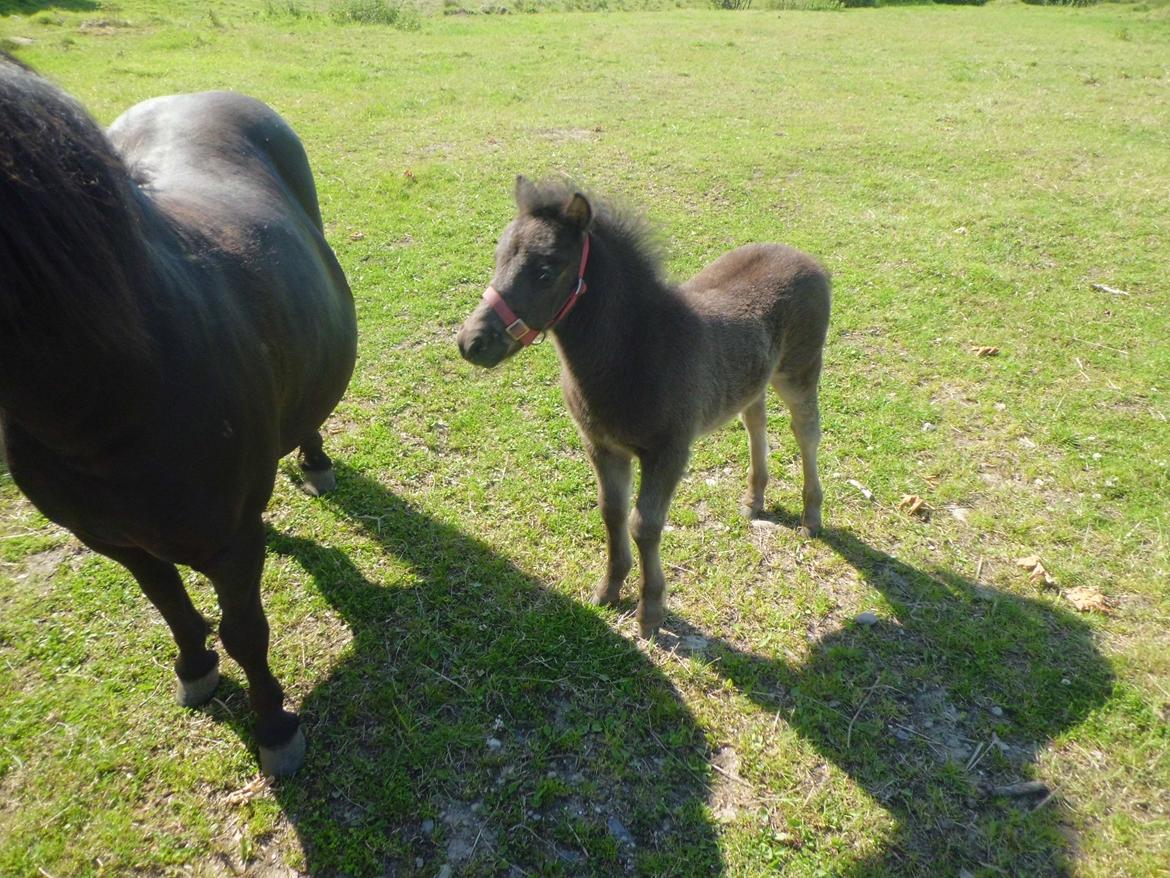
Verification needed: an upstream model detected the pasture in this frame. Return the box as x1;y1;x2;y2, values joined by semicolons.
1;1;1168;875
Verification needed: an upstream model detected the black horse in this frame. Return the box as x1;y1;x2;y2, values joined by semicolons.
0;54;357;775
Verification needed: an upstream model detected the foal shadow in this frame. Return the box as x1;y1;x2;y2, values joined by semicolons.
668;515;1114;876
258;464;722;876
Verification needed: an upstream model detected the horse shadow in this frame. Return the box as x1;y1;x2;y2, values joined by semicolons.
232;464;724;877
0;0;98;15
198;467;1112;875
663;513;1114;877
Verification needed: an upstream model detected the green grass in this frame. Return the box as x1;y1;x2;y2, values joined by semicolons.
2;1;1169;875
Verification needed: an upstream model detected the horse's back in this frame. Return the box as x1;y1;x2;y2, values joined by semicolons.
109;91;324;230
109;91;356;460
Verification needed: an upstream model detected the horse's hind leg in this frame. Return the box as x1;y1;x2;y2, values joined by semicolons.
298;430;336;496
772;372;823;537
199;516;303;776
88;541;219;707
740;392;769;519
586;441;634;608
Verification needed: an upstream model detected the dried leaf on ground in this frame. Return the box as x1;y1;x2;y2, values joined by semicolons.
971;345;1000;357
222;776;269;806
1063;586;1115;614
348;230;366;241
1015;555;1057;588
847;479;874;501
898;494;931;517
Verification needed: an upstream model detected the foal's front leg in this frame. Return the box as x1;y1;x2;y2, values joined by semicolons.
631;444;690;638
197;516;304;776
586;442;633;607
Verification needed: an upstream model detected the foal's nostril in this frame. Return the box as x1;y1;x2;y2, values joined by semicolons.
457;330;484;362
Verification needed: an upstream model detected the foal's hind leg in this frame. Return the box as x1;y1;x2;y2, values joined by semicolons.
740;392;769;519
198;516;303;776
298;430;336;496
772;373;823;537
87;541;219;707
585;442;634;607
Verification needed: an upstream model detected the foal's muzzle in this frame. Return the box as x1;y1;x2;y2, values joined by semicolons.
456;301;518;368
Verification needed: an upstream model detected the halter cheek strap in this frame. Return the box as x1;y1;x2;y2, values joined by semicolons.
482;235;591;348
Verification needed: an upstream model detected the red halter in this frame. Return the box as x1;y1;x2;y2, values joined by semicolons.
482;235;591;347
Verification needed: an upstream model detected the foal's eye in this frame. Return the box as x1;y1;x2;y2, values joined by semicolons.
537;264;555;282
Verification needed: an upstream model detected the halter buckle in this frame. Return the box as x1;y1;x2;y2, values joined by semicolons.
505;318;531;341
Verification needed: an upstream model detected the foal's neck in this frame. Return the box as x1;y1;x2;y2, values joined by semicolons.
551;225;672;393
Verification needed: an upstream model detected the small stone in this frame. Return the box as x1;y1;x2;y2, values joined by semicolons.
681;634;709;653
415;858;424;869
857;611;879;627
750;518;778;530
486;737;502;751
438;867;453;878
990;705;1004;717
421;819;434;835
606;815;635;847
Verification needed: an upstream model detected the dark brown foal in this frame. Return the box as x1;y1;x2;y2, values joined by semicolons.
458;177;830;637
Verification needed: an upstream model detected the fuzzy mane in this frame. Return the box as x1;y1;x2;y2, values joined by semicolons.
518;177;669;295
0;52;150;356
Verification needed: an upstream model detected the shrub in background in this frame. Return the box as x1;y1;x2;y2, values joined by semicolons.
330;0;422;26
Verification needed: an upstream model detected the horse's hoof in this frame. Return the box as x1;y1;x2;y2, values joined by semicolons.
740;503;764;521
176;663;220;708
798;523;820;538
259;726;306;777
301;466;336;497
591;581;623;607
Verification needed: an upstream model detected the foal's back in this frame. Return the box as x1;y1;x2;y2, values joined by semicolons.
666;243;830;434
681;243;830;356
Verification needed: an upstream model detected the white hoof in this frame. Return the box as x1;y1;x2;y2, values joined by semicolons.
260;726;306;777
176;663;220;708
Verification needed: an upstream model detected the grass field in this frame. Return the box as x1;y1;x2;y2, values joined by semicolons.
2;0;1169;875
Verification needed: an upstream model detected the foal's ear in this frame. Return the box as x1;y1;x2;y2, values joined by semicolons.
515;175;538;211
564;192;593;232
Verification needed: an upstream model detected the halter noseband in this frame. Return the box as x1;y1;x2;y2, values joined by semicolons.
482;235;591;347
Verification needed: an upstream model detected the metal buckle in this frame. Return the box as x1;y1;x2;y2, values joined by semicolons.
505;318;530;341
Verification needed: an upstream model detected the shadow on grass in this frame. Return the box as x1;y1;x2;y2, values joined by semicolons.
668;512;1114;877
0;0;98;14
250;464;722;876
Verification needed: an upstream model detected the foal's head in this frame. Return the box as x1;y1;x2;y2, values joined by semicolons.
457;176;592;368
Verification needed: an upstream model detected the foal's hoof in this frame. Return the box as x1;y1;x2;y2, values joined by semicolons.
259;726;306;777
740;497;765;520
301;466;336;497
636;602;665;640
591;580;623;608
798;522;821;538
176;662;221;708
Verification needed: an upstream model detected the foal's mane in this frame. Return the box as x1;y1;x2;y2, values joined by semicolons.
520;178;669;295
0;52;150;356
